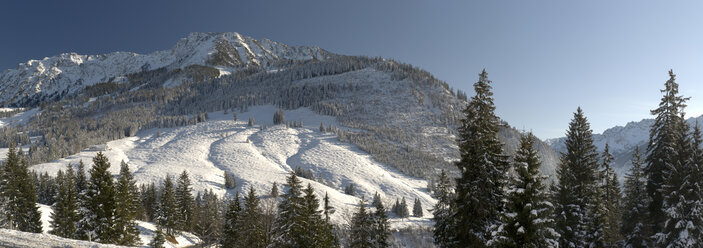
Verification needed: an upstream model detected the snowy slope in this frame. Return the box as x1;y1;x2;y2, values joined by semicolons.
30;106;437;227
0;32;332;106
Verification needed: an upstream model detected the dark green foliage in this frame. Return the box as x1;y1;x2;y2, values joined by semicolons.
50;165;79;239
645;70;690;237
149;226;166;248
176;170;195;232
344;183;355;196
0;144;42;233
392;197;410;218
412;198;423;217
371;197;390;248
622;147;651;248
237;187;267;248
74;160;87;194
156;176;178;236
193;189;222;245
350;198;373;248
271;182;279;198
76;152;117;243
224;171;236;189
452;70;509;247
114;161;141;246
552;108;600;248
490;133;557;247
140;183;158;222
274;108;285;125
599;144;623;246
433;170;455;248
271;172;306;247
220;192;241;248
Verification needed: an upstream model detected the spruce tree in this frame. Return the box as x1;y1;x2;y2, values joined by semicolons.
0;144;42;233
75;160;87;195
412;198;423;217
657;121;703;246
76;152;117;243
490;133;558;248
452;69;509;247
622;147;651;248
141;183;158;222
194;189;222;245
114;161;141;246
433;170;455;248
238;187;267;248
350;198;373;248
645;70;689;238
552;108;600;248
371;196;390;248
221;191;241;248
157;175;178;236
50;164;79;239
599;144;624;246
149;226;166;248
271;182;279;198
224;171;236;189
398;197;409;218
271;172;305;247
176;170;195;231
301;183;336;248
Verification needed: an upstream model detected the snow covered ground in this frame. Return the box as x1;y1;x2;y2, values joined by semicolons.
29;105;437;228
0;108;39;128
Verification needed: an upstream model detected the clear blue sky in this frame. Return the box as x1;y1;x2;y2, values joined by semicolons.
2;0;702;139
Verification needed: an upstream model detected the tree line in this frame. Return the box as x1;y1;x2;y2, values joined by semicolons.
433;69;702;247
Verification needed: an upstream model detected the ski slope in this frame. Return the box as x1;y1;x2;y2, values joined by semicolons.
30;105;437;228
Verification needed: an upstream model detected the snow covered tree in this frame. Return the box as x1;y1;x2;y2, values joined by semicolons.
271;182;279;198
237;187;267;248
224;171;236;189
344;183;356;196
149;226;166;248
552;108;600;248
412;198;423;217
50;165;79;239
176;170;195;232
274;108;286;125
271;172;306;247
0;144;42;233
114;161;141;246
248;117;255;127
194;189;222;245
599;144;623;247
156;175;178;236
645;70;689;238
75;160;87;195
221;191;241;248
350;198;373;248
395;197;409;218
452;69;509;247
490;133;558;248
371;195;390;248
76;152;117;243
140;183;158;222
622;147;651;248
656;121;703;246
433;170;455;248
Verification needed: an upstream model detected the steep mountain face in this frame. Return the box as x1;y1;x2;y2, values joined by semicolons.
547;114;703;175
0;32;332;106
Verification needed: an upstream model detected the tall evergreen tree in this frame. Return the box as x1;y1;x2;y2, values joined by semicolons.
194;189;222;245
238;187;267;248
156;175;178;236
490;133;558;248
221;191;241;248
433;169;455;248
114;161;141;246
271;172;306;247
149;226;166;248
657;122;703;246
622;147;651;248
50;164;79;239
552;108;600;248
0;144;42;233
141;182;158;222
350;198;373;248
645;70;689;238
412;198;423;217
371;195;390;248
301;183;336;248
599;144;624;247
75;160;87;195
76;152;117;243
452;69;509;247
176;170;195;232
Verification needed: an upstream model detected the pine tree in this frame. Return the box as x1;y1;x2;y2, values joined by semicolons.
114;161;141;246
76;152;117;243
194;189;222;245
176;170;195;232
75;160;87;195
350;198;373;248
50;164;79;239
412;198;423;217
320;192;339;248
433;170;455;248
300;183;336;247
622;147;651;248
552;108;600;248
646;70;690;238
224;171;236;189
0;144;42;233
221;191;241;248
599;144;624;247
371;196;390;248
452;69;509;247
149;226;166;248
657;121;703;246
141;183;158;222
490;133;558;248
248;117;255;127
156;175;178;236
271;182;279;198
271;172;306;247
238;187;267;248
398;197;409;218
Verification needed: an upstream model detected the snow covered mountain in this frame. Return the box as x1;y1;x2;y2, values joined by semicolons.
547;114;703;175
0;32;332;106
